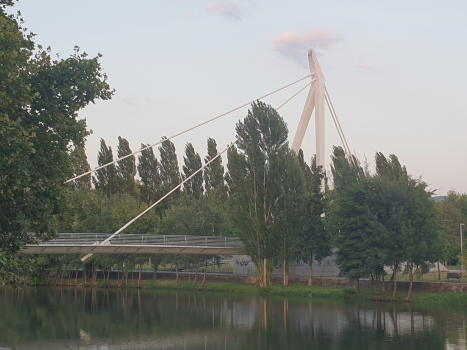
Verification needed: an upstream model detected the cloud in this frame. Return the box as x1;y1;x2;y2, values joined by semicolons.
205;1;242;19
273;29;343;65
183;9;194;18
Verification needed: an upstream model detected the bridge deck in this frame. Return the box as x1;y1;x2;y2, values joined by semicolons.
24;233;244;255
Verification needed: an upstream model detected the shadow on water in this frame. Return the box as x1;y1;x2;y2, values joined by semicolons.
0;286;465;349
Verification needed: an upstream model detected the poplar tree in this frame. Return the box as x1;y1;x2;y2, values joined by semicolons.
158;137;181;198
296;151;330;286
70;142;91;190
204;138;227;197
329;146;376;293
116;136;136;196
182;143;203;199
93;138;118;197
227;101;304;287
137;144;160;206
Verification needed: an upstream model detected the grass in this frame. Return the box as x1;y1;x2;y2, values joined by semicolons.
144;280;379;302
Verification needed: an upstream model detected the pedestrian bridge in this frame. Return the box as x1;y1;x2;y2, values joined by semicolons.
23;233;244;255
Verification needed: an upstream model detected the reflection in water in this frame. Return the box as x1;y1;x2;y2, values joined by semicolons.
0;287;465;349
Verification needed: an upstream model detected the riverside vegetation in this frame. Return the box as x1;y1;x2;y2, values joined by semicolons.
2;1;467;305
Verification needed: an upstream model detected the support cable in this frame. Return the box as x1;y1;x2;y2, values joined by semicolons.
81;140;237;262
324;87;357;168
67;75;312;184
324;93;350;158
276;82;312;111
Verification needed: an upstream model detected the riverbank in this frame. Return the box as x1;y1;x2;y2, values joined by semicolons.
37;278;467;308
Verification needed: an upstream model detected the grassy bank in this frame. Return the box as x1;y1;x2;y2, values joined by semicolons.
31;278;467;307
143;280;467;307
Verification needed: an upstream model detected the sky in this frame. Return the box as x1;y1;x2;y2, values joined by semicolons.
11;0;467;195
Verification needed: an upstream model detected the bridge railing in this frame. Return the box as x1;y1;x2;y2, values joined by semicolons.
29;233;243;248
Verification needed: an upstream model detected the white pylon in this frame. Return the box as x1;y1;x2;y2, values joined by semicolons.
291;49;325;170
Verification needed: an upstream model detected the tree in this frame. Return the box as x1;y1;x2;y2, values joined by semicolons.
70;137;92;190
116;136;136;197
296;151;330;286
329;147;379;293
182;143;203;199
227;101;301;287
0;4;113;284
137;143;160;206
204;138;227;197
159;137;181;199
93;138;118;197
437;201;465;264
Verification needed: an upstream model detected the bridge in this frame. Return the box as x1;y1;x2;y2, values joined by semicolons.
24;49;352;259
23;233;244;255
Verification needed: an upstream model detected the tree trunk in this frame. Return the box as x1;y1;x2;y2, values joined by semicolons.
386;270;395;294
84;265;87;284
117;268;120;286
202;259;207;286
308;255;313;287
194;261;199;286
404;264;414;301
392;262;397;299
153;265;157;280
106;267;111;283
74;269;78;285
283;259;289;286
138;264;142;288
176;265;179;284
263;258;268;288
437;261;441;281
356;279;360;294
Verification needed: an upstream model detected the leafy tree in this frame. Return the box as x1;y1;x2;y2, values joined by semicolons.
296;151;330;286
227;101;299;287
437;201;465;264
329;147;380;293
159;137;181;199
93;139;118;197
204;137;227;197
116;136;137;197
70;137;92;190
0;3;113;284
182;143;203;199
272;147;307;285
137;143;160;206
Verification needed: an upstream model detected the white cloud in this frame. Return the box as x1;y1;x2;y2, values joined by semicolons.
274;30;343;65
205;1;242;19
183;9;194;18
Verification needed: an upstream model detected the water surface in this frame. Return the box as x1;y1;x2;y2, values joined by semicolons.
0;287;466;349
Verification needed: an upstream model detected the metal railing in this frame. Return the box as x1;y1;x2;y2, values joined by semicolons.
29;233;243;248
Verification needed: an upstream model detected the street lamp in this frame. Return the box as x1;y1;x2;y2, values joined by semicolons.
460;223;465;272
460;223;465;253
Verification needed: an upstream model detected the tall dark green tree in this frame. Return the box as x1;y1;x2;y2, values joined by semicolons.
137;144;160;206
93;139;118;197
182;143;203;199
116;136;136;196
158;137;181;198
227;101;302;287
0;3;113;284
204;138;227;197
70;132;91;190
297;151;330;286
328;146;378;293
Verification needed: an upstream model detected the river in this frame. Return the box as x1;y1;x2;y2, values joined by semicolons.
0;287;465;349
